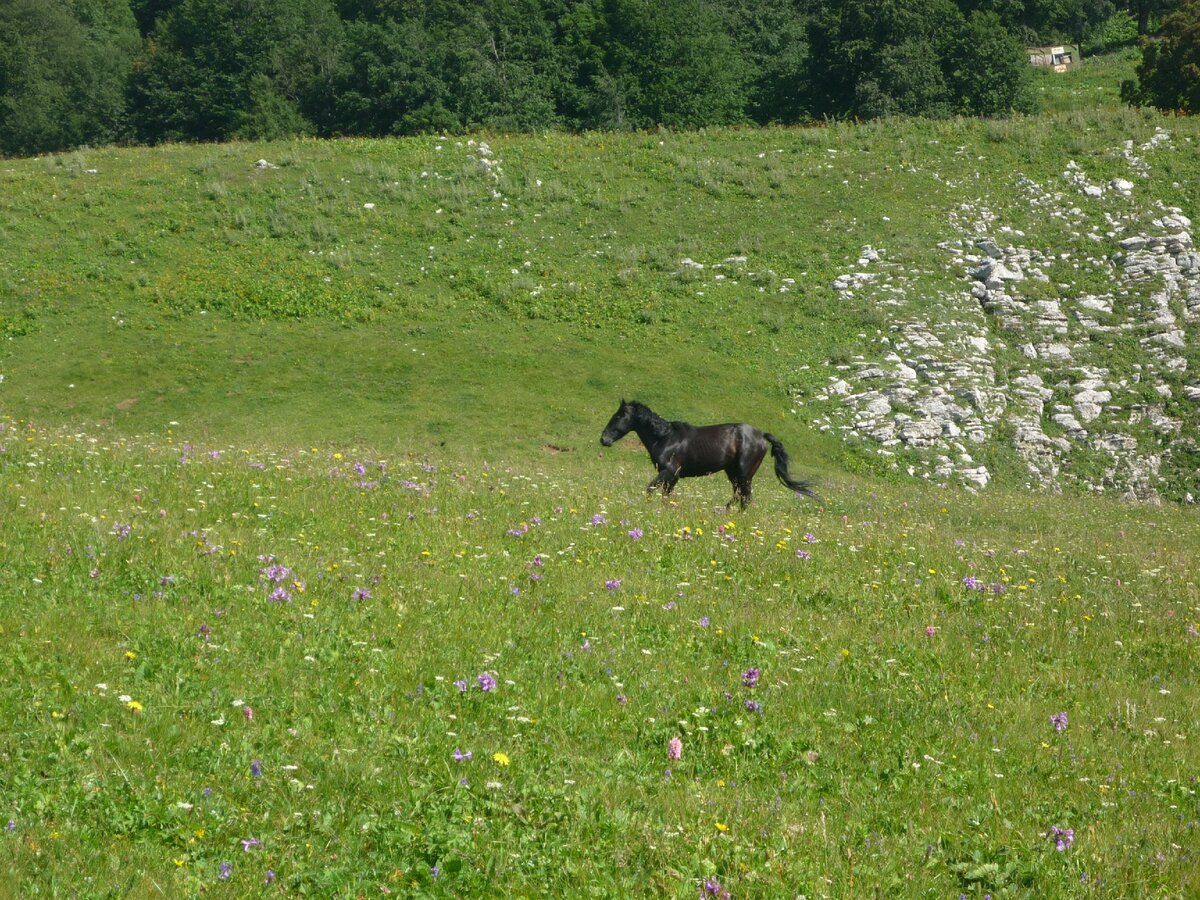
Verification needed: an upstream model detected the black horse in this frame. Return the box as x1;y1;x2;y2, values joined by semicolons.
600;400;820;509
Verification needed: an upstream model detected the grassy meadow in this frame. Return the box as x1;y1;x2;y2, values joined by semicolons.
1;51;1199;896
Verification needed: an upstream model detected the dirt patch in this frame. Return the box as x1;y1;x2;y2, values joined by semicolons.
542;444;574;454
116;398;138;411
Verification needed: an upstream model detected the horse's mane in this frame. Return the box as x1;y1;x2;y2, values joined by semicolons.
628;401;676;440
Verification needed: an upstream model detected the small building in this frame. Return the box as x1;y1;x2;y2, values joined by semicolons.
1029;46;1077;73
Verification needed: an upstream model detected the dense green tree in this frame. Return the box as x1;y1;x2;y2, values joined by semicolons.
1121;0;1200;110
949;10;1036;115
726;0;813;124
127;0;341;143
0;0;140;156
560;0;750;130
806;0;1032;120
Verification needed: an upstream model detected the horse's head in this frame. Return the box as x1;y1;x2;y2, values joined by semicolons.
600;399;635;447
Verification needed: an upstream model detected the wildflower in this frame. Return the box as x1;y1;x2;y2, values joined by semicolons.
714;822;729;833
804;532;816;543
264;869;275;885
699;616;710;628
1048;826;1074;851
250;759;262;778
628;527;643;539
742;667;760;689
925;626;937;637
492;752;510;766
591;513;607;526
241;837;260;852
796;549;811;560
453;748;472;762
616;693;628;706
351;587;371;600
668;737;683;761
126;700;143;713
219;861;232;880
453;679;468;694
1050;711;1068;732
243;706;254;721
744;699;763;714
477;672;497;692
605;579;622;591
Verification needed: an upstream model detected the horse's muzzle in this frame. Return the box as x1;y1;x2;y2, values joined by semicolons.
600;435;613;447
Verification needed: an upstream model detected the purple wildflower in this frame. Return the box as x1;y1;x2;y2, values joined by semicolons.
453;679;468;694
1048;826;1074;851
431;865;441;880
796;549;811;560
668;737;683;761
605;578;622;591
264;869;275;885
250;759;262;778
745;699;763;714
699;616;710;628
616;693;628;706
241;837;261;852
219;861;232;880
453;748;473;762
591;513;607;526
269;586;292;603
804;532;817;543
628;527;643;539
925;625;937;637
1050;711;1069;732
478;672;497;692
351;587;371;600
742;667;761;689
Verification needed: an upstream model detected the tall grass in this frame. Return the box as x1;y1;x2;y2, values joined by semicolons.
0;419;1197;895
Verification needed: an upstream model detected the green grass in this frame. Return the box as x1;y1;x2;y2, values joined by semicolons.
1032;47;1141;115
1;55;1199;896
0;421;1197;896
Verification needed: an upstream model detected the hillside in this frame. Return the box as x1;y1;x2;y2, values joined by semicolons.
2;96;1198;501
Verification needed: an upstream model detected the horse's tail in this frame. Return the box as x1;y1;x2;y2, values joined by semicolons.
764;433;822;504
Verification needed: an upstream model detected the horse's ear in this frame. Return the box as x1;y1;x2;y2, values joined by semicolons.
620;397;626;406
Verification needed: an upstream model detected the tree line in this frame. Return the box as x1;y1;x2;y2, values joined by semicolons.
0;0;1186;157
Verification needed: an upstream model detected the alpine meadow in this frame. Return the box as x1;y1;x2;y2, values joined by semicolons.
2;41;1200;900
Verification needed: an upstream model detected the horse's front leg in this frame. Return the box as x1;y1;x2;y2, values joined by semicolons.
647;464;679;498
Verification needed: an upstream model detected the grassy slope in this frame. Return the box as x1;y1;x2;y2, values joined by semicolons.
3;73;1193;475
0;51;1198;896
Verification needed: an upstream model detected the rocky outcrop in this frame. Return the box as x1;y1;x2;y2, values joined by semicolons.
803;129;1197;502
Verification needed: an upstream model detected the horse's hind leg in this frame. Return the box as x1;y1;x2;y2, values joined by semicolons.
725;471;750;509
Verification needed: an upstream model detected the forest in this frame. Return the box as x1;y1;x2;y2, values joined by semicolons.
0;0;1190;157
